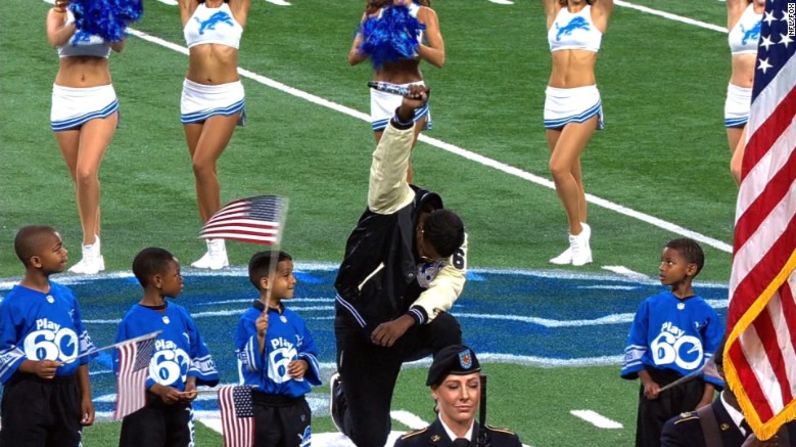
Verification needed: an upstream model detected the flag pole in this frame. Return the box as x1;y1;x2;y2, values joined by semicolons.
69;330;162;362
657;366;704;393
264;197;289;311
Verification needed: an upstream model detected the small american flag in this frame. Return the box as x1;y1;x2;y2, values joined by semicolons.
726;0;796;440
113;333;158;419
218;385;255;447
200;195;288;245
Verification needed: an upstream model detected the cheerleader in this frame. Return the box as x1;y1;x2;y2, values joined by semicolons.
542;0;612;266
46;0;126;274
179;0;250;269
726;0;764;184
348;0;444;182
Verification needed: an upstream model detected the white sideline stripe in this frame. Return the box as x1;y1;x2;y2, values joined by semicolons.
403;353;624;368
120;27;732;255
458;312;635;327
265;0;292;5
602;265;650;280
615;0;727;33
82;305;334;324
570;410;624;429
83;309;635;327
488;0;515;4
0;263;732;289
390;411;428;430
577;285;637;290
197;297;333;306
1;262;730;288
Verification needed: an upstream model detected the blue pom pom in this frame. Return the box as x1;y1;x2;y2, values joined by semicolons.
359;5;426;69
70;0;143;43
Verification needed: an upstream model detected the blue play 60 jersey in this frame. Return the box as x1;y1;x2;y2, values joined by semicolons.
621;291;724;386
115;303;219;390
0;282;95;383
235;301;321;398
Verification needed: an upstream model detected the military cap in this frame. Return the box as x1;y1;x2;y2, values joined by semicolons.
426;345;481;387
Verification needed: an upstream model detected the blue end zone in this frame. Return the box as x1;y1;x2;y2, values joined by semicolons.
0;266;729;415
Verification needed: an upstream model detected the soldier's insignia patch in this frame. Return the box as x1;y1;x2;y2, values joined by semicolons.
459;349;473;369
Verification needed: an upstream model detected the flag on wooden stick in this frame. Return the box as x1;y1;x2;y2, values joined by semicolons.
218;385;255;447
113;331;160;419
199;195;288;246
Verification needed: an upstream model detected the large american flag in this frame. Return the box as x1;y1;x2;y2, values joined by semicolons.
726;0;796;440
113;333;158;419
218;385;255;447
200;195;288;245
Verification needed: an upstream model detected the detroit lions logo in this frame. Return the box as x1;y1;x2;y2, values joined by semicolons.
70;31;96;46
555;16;590;41
195;12;234;35
740;21;761;45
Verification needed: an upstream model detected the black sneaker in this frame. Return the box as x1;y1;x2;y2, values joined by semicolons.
329;372;347;433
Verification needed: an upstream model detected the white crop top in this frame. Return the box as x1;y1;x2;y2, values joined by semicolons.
57;10;112;59
548;5;602;53
376;3;425;44
183;2;243;49
728;3;762;55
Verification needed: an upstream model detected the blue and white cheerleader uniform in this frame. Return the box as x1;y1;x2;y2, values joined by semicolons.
181;2;246;125
544;5;605;130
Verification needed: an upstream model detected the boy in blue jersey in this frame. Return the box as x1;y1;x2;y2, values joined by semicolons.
621;238;724;447
116;247;219;447
0;225;96;446
235;250;321;447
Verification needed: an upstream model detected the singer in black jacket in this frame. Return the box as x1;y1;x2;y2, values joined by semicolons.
331;86;467;447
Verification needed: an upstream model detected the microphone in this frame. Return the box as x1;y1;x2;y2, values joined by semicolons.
367;81;410;97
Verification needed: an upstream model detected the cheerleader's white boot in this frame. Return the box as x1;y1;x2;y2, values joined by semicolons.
549;223;592;266
191;239;229;270
570;223;592;266
68;235;105;275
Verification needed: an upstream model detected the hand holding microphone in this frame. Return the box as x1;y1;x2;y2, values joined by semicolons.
368;81;430;122
367;81;410;97
397;84;429;122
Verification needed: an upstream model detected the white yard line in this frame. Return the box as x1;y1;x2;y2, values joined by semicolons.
122;28;733;254
601;265;650;281
570;410;624;429
390;411;429;430
615;0;727;33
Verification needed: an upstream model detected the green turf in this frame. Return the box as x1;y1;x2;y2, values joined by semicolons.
1;0;739;445
0;0;738;281
82;415;224;445
79;364;639;446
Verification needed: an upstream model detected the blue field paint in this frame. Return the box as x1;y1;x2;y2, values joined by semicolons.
0;267;729;415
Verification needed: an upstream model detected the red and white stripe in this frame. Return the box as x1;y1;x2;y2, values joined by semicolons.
727;36;796;434
218;386;254;447
199;199;281;245
113;341;148;420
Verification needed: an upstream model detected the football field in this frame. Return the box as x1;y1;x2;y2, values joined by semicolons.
0;0;738;445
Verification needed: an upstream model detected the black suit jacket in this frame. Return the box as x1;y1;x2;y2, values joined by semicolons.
394;418;522;447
